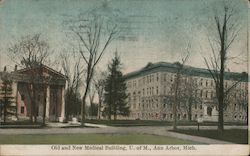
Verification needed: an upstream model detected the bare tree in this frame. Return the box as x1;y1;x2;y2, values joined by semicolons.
180;76;201;121
93;71;107;120
8;34;52;123
203;1;245;131
171;53;189;130
8;34;51;68
66;11;120;125
61;51;84;121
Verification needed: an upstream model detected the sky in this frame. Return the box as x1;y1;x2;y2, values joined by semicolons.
0;0;248;74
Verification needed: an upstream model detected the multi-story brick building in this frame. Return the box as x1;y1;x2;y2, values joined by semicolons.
0;65;66;122
124;62;248;122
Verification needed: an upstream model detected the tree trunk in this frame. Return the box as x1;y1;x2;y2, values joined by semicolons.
98;99;102;120
81;77;91;125
173;73;181;130
188;98;192;121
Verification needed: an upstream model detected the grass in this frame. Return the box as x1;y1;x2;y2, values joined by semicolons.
0;133;198;144
0;120;43;128
0;120;42;125
85;119;247;127
170;129;248;144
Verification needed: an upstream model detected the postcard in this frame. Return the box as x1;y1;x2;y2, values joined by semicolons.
0;0;249;155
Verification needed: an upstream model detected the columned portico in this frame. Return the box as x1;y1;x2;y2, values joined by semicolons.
1;64;67;122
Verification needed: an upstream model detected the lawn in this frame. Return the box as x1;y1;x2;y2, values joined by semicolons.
0;133;198;144
170;129;248;144
85;119;247;127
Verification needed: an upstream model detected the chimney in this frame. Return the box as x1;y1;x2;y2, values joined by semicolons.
14;65;17;71
3;66;6;72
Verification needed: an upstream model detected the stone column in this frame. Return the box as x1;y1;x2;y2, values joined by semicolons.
59;86;65;122
45;85;50;118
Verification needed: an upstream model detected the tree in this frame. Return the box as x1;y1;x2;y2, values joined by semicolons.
93;71;107;119
203;1;245;131
0;75;15;123
104;53;129;120
61;52;84;121
179;75;201;121
66;11;119;125
170;54;189;130
8;34;52;123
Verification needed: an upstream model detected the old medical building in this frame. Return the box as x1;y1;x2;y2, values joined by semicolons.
124;62;248;122
0;65;66;122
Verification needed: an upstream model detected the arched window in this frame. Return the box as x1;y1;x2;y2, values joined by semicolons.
207;107;212;116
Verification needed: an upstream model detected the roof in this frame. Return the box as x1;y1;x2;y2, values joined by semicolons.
0;64;67;86
13;64;66;79
124;61;248;82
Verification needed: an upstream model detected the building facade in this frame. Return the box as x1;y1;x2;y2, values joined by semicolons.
124;62;248;122
0;65;66;122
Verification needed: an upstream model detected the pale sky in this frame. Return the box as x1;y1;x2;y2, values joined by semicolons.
0;0;248;74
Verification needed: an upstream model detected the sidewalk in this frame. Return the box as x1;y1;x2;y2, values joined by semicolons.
46;122;110;128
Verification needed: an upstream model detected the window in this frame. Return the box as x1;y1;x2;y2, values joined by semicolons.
170;114;173;119
195;104;197;109
200;105;202;110
206;80;208;87
164;73;166;81
178;114;181;120
200;79;203;86
156;86;158;95
21;94;25;101
200;90;203;98
21;106;25;114
183;114;187;119
207;107;212;116
156;73;159;81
